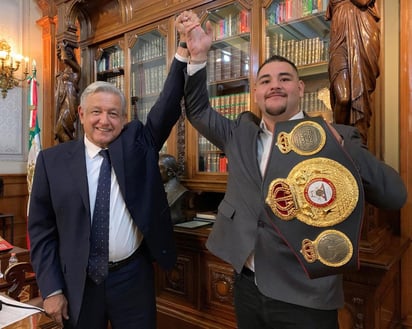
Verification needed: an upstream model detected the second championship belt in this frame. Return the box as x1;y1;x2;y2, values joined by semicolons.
262;117;364;279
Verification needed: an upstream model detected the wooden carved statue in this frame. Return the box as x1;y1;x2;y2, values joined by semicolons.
326;0;380;143
54;40;81;143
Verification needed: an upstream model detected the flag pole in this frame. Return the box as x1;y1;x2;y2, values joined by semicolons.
26;59;42;249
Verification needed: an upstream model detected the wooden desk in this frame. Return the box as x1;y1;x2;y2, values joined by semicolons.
156;226;410;329
0;247;30;273
2;311;61;329
0;247;36;299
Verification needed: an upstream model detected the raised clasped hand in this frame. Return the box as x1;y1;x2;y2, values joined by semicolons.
176;11;213;61
175;10;200;41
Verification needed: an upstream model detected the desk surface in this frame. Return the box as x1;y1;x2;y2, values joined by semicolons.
0;292;61;329
2;312;61;329
0;247;30;273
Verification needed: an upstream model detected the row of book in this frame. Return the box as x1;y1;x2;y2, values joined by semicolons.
131;63;167;97
265;34;328;66
300;88;331;113
197;87;331;173
97;48;124;72
131;36;166;63
210;9;250;40
209;93;250;119
199;152;228;173
207;44;250;82
267;0;329;25
198;134;228;173
104;75;125;93
131;97;157;123
208;90;328;116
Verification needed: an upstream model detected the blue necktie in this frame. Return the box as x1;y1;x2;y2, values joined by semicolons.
88;149;111;284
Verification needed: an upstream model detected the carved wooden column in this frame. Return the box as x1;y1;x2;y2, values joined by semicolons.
35;0;57;149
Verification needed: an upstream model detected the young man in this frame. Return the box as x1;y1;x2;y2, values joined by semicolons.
181;13;407;328
27;17;194;328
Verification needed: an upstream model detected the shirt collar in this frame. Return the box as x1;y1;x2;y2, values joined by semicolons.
259;110;305;135
84;135;104;159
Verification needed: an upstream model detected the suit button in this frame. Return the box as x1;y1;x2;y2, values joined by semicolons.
257;220;265;227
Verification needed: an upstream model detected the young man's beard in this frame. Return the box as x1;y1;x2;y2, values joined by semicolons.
265;104;287;117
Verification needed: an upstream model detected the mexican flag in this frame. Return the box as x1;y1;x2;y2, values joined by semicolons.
26;61;42;248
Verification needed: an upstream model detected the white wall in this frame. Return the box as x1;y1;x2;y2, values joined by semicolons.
0;0;42;174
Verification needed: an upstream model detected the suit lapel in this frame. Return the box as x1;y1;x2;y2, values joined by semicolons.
109;137;126;198
238;118;264;185
68;141;91;216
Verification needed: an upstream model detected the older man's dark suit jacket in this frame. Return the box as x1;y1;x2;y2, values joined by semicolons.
184;67;407;310
28;58;186;324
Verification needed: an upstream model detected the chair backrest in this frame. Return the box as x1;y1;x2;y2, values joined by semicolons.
4;261;41;306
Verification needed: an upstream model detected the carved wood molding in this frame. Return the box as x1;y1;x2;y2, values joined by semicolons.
127;33;138;49
163;254;194;301
165;262;186;293
208;263;234;305
36;0;56;17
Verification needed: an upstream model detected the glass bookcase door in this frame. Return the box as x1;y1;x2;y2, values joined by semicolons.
95;43;125;92
265;0;332;122
197;3;251;175
130;30;167;125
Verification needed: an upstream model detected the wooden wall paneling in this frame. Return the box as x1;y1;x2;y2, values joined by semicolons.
0;175;29;248
400;0;412;327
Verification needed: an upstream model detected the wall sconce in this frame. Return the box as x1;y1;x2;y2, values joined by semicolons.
0;39;29;99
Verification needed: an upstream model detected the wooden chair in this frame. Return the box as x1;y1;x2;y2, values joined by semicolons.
4;261;43;307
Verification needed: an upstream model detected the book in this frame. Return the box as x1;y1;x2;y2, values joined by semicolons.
0;235;13;252
174;220;212;229
195;211;217;221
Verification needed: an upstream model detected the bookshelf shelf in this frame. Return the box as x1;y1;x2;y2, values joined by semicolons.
188;2;252;176
264;1;332;122
129;29;167;125
96;67;124;79
131;54;165;66
94;42;125;92
212;33;250;47
88;0;332;188
266;12;330;39
297;61;328;76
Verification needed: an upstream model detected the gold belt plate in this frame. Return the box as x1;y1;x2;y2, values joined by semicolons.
265;157;359;227
301;229;353;267
276;120;326;155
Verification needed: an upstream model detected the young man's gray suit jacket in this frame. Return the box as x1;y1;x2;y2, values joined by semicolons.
183;66;407;310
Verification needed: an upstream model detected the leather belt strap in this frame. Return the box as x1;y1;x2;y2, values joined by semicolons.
108;244;145;271
241;266;255;279
262;117;364;279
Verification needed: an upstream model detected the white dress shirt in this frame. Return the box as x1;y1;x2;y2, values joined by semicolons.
84;136;143;262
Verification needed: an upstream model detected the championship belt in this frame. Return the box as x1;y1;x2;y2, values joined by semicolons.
262;117;364;278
